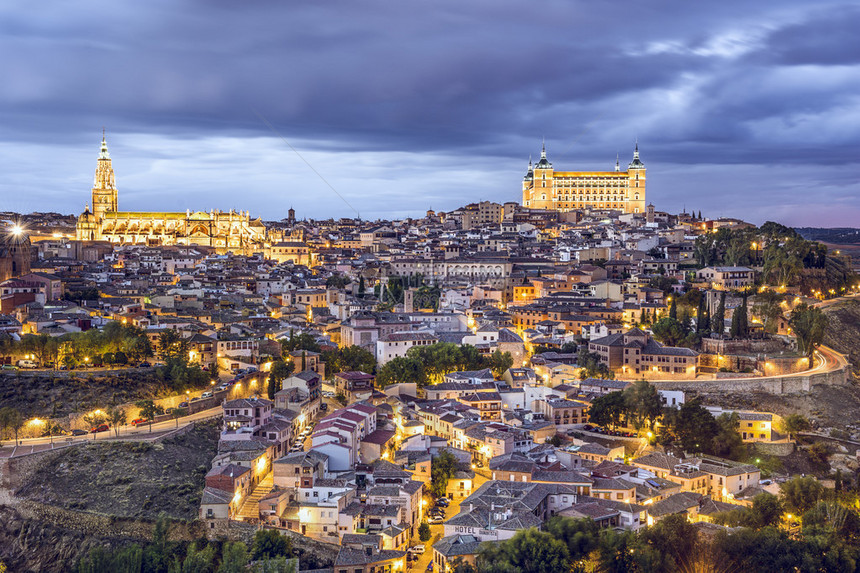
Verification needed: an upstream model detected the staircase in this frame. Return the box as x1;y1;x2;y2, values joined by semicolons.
237;473;274;522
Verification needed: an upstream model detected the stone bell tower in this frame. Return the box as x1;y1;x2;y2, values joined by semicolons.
92;131;118;220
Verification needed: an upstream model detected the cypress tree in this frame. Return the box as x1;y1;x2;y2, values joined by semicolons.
712;291;726;336
730;307;741;339
697;296;707;332
669;297;677;320
739;293;749;337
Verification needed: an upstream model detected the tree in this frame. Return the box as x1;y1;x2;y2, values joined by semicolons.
696;295;708;333
808;442;831;465
668;297;677;320
650;317;686;347
267;360;295;400
0;407;24;445
323;345;376;376
638;513;699;571
780;413;810;441
544;516;599;561
173;541;215;573
418;522;431;542
712;291;726;336
748;493;784;528
357;275;365;298
752;291;784;334
477;528;570;573
710;412;746;460
576;348;613;380
376;356;428;388
106;406;127;437
82;410;107;432
218;542;250;573
489;349;514;378
668;399;719;454
780;476;824;515
251;529;292;561
158;329;187;361
623;380;663;431
430;450;458;498
170;407;183;428
325;274;351;289
144;513;170;573
281;332;321;354
790;303;827;365
588;391;626;430
136;399;164;433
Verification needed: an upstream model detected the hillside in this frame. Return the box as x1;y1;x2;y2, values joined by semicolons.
821;298;860;375
15;421;220;520
0;369;167;418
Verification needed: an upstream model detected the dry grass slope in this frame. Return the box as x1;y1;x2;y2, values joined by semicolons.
14;420;220;520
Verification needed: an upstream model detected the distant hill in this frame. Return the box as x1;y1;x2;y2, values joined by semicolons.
796;227;860;244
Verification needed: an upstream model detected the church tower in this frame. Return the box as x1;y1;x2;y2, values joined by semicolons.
92;132;118;220
626;142;646;214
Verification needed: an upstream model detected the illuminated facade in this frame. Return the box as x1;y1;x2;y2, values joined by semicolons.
522;144;646;214
76;135;266;253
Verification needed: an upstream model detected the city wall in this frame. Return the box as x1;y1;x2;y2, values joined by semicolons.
651;364;850;395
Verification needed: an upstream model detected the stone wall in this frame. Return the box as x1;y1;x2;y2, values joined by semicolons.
701;337;794;355
205;520;339;566
652;364;850;395
15;500;204;541
753;441;796;457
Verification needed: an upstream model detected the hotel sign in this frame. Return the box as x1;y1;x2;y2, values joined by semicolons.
453;526;498;538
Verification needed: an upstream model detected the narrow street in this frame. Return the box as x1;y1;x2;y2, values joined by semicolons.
410;473;488;572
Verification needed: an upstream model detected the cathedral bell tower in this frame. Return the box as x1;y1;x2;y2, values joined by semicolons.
92;132;118;220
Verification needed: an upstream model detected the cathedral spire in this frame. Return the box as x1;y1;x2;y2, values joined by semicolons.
99;130;111;160
615;154;620;172
628;139;644;169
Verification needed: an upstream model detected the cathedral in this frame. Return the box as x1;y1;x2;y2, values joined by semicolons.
522;143;646;214
76;135;267;253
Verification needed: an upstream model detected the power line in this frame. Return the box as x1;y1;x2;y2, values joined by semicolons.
251;107;360;218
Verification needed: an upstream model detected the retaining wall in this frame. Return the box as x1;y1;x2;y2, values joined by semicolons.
652;363;850;395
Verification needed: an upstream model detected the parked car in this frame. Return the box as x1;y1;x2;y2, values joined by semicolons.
428;516;444;524
131;418;149;426
216;384;228;392
408;545;425;554
90;424;109;433
17;359;38;369
190;396;203;403
178;401;189;408
138;361;152;367
435;497;449;506
583;424;593;431
70;429;88;436
319;403;328;411
200;391;213;399
1;364;19;371
474;460;483;468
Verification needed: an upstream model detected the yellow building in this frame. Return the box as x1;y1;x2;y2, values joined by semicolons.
522;143;646;214
76;135;267;253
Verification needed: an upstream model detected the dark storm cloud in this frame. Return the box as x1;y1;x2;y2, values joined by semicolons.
0;0;858;225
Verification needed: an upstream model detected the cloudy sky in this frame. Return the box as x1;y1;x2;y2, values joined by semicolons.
1;1;859;225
